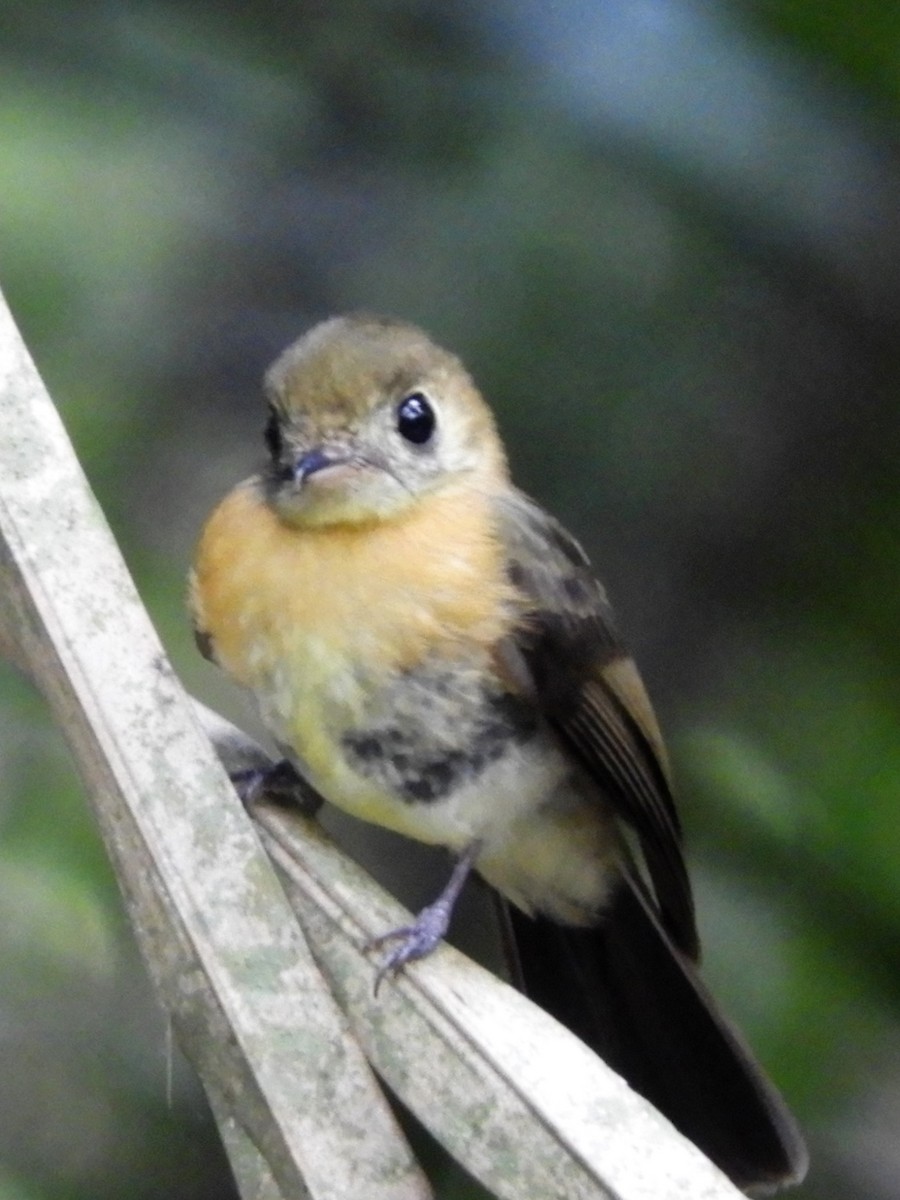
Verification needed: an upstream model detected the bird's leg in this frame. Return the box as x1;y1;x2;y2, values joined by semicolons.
368;841;482;993
230;758;324;817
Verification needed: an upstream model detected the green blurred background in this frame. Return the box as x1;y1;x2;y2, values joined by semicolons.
1;2;899;1197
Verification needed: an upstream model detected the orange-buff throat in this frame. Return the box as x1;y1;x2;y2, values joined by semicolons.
192;478;521;694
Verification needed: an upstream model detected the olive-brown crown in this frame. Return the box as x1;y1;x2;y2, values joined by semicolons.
262;314;508;526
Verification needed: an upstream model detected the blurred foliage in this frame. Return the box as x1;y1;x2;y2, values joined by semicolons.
746;0;900;111
1;2;899;1198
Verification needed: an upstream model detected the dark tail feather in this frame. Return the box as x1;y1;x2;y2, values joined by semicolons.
504;879;807;1191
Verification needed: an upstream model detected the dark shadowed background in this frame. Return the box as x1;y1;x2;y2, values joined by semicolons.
1;3;899;1198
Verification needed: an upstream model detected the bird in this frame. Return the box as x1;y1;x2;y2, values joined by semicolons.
189;313;807;1190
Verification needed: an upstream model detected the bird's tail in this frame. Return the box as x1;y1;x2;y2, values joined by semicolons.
504;879;807;1191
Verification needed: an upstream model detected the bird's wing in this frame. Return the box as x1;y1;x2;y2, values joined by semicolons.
492;489;698;959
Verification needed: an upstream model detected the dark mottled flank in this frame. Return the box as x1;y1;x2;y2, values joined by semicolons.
507;558;527;588
342;680;538;804
347;735;383;761
562;575;593;605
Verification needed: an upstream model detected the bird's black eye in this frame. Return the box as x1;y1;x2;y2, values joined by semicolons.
396;393;436;445
264;408;283;460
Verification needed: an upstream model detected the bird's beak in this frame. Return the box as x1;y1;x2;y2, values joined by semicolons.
292;447;350;486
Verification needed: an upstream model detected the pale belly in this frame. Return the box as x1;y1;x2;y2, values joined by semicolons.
257;648;620;924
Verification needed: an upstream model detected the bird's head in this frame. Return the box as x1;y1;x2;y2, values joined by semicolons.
260;315;508;528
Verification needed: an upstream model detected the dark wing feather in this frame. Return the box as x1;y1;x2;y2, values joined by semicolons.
493;490;698;960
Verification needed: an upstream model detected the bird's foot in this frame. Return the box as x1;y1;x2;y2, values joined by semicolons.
366;841;481;993
230;758;324;817
367;899;455;994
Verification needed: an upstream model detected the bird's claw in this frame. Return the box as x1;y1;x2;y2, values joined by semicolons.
367;899;452;994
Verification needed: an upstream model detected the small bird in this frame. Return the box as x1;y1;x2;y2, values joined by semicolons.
190;314;807;1190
